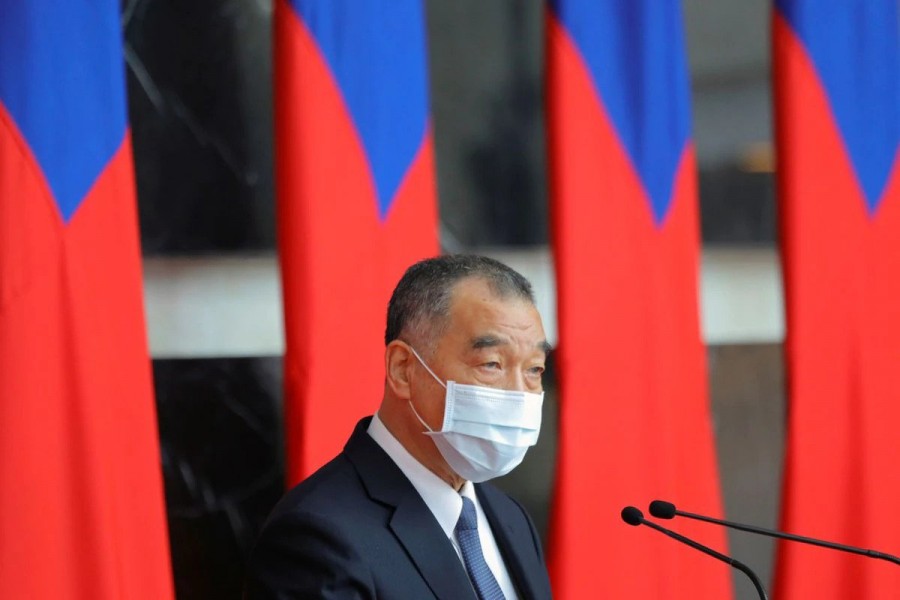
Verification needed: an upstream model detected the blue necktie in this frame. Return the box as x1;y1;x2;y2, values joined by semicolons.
455;496;506;600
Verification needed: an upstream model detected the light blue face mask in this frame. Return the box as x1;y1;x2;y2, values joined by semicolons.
408;347;544;483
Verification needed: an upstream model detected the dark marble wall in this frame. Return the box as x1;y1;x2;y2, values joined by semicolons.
124;0;275;255
709;344;785;599
700;167;777;244
153;358;284;599
426;2;549;248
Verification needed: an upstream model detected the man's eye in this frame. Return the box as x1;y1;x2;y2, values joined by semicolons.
482;361;501;370
528;366;545;376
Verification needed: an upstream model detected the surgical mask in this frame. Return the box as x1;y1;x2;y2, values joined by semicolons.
407;347;544;483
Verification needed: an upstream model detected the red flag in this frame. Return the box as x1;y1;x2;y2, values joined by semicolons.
773;1;900;597
0;2;173;597
546;2;732;597
275;0;438;483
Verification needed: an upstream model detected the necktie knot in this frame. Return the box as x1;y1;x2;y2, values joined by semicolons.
456;497;478;532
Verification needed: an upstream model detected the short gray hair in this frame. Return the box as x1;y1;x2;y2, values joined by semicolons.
385;255;535;348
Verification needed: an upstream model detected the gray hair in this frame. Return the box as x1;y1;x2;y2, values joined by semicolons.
385;254;535;349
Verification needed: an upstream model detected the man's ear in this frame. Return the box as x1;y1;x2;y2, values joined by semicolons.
385;340;413;400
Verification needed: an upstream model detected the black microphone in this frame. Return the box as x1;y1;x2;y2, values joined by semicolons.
621;506;768;600
649;500;900;566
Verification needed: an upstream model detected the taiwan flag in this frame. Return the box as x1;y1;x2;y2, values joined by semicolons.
546;2;733;597
275;0;438;483
0;2;174;598
773;1;900;597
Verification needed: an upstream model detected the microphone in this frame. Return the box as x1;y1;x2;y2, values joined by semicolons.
621;506;768;600
649;500;900;566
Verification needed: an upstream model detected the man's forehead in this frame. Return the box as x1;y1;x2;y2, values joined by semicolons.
443;275;545;337
448;276;530;309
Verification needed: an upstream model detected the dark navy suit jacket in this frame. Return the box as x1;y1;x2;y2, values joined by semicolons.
244;417;553;599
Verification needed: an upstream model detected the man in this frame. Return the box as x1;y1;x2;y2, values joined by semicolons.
245;255;554;599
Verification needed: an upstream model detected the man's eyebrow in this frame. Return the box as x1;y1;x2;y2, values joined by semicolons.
470;336;553;357
471;335;506;349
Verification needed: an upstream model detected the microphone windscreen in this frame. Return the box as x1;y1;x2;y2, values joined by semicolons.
649;500;676;519
621;506;644;526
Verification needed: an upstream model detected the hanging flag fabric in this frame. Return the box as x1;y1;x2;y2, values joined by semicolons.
546;2;733;597
275;0;438;483
773;1;900;597
0;2;174;598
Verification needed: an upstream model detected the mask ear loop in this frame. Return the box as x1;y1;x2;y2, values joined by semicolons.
406;345;447;433
407;399;436;433
407;346;447;389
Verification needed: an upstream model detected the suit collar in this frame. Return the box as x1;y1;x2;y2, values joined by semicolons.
344;418;477;600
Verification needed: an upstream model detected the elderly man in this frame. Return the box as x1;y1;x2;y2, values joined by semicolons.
245;255;553;599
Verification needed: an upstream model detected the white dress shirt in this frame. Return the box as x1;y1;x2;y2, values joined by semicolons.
368;414;520;599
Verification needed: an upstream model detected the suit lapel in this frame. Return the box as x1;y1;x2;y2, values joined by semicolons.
344;418;477;600
389;492;478;600
477;485;544;600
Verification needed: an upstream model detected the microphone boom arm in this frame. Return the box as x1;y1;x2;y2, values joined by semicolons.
640;518;770;600
622;506;768;600
675;508;900;566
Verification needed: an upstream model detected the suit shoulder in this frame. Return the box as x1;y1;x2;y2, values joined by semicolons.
266;452;363;523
